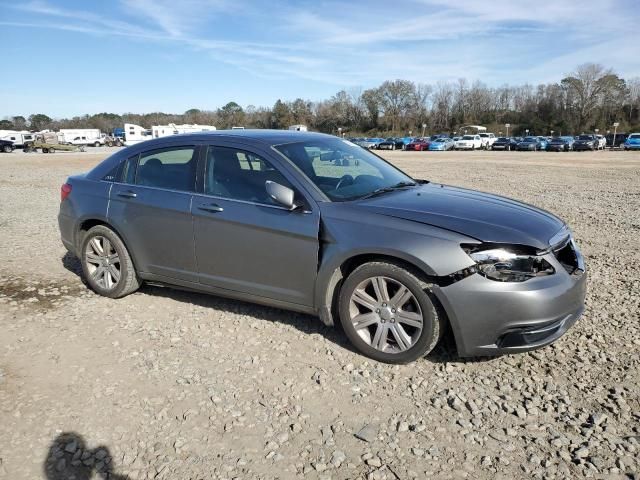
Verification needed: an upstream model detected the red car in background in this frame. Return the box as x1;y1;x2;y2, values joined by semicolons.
405;138;430;151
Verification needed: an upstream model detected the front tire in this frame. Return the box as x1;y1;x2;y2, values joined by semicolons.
81;225;140;298
338;261;443;364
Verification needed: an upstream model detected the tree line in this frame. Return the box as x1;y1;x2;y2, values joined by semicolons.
2;63;639;137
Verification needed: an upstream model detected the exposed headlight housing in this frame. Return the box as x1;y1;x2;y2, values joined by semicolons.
463;246;555;282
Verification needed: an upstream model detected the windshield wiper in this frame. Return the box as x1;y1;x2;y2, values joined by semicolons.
358;181;417;200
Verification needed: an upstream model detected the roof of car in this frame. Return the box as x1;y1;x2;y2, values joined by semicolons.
144;129;333;146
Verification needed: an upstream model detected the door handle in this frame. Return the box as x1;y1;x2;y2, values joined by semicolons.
198;203;224;213
117;191;137;198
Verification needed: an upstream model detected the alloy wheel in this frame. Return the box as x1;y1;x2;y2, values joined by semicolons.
349;276;423;353
85;235;121;290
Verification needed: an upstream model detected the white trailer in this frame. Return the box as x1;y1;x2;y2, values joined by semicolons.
151;123;216;138
0;130;36;147
123;123;153;146
59;129;104;146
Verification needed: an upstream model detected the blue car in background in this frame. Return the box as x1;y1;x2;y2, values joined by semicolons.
623;133;640;150
428;137;455;151
536;136;548;150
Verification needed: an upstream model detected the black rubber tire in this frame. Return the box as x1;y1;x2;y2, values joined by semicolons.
80;225;140;299
42;148;49;153
338;261;443;364
2;145;12;153
94;141;100;147
49;148;55;153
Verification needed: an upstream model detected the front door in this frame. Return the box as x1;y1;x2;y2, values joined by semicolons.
192;144;320;307
108;145;199;283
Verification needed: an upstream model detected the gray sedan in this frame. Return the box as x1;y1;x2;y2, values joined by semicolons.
58;130;586;363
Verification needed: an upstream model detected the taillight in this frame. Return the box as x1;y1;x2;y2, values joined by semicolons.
61;183;72;201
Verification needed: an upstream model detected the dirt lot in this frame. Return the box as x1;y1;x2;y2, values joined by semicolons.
1;149;639;480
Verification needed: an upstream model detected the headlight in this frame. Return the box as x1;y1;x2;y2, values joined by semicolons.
466;247;555;282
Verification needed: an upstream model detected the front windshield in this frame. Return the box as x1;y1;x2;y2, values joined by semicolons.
462;135;474;140
629;134;640;139
578;135;593;140
523;137;536;142
274;138;415;202
434;138;446;142
496;137;508;141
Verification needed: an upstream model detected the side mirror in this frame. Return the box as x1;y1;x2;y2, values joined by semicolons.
265;181;296;210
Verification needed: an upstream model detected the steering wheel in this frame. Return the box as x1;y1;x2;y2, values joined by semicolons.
335;174;354;190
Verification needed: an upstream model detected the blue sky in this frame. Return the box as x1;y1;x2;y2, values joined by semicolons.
2;0;639;118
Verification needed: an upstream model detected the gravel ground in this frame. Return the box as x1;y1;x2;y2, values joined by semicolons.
0;149;638;480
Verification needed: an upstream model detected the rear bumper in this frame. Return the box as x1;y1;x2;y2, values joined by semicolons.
433;258;587;357
58;212;76;253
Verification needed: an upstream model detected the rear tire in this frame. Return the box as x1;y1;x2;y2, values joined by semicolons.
2;145;12;153
80;225;140;299
338;261;443;364
94;141;100;147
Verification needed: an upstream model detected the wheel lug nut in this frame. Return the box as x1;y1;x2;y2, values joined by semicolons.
382;303;387;307
391;318;395;323
376;308;380;313
391;308;396;313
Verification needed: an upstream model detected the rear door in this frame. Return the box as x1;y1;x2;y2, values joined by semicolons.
192;142;320;307
108;144;200;283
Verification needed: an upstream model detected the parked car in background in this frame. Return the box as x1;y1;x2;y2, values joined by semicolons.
58;130;586;363
546;137;575;152
623;133;640;150
517;137;544;151
377;137;405;150
491;137;519;151
605;132;628;148
428;137;455;151
454;135;483;150
573;135;598;151
536;137;549;150
367;138;386;149
405;138;430;151
400;137;415;147
478;132;496;149
0;139;15;153
595;135;606;150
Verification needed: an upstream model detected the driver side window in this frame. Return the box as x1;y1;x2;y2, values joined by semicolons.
205;146;294;206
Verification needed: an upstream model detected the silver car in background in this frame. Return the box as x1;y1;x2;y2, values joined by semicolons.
58;130;586;363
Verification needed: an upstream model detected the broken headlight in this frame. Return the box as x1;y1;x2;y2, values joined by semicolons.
465;247;555;282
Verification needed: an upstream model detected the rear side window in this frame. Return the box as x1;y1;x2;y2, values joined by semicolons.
121;154;138;184
135;146;197;192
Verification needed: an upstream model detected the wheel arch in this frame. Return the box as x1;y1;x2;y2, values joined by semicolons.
317;252;451;334
75;218;140;272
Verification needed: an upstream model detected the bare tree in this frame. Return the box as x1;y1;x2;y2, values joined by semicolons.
561;63;626;131
378;80;415;132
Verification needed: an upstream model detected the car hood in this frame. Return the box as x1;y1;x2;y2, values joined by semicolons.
354;183;565;250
